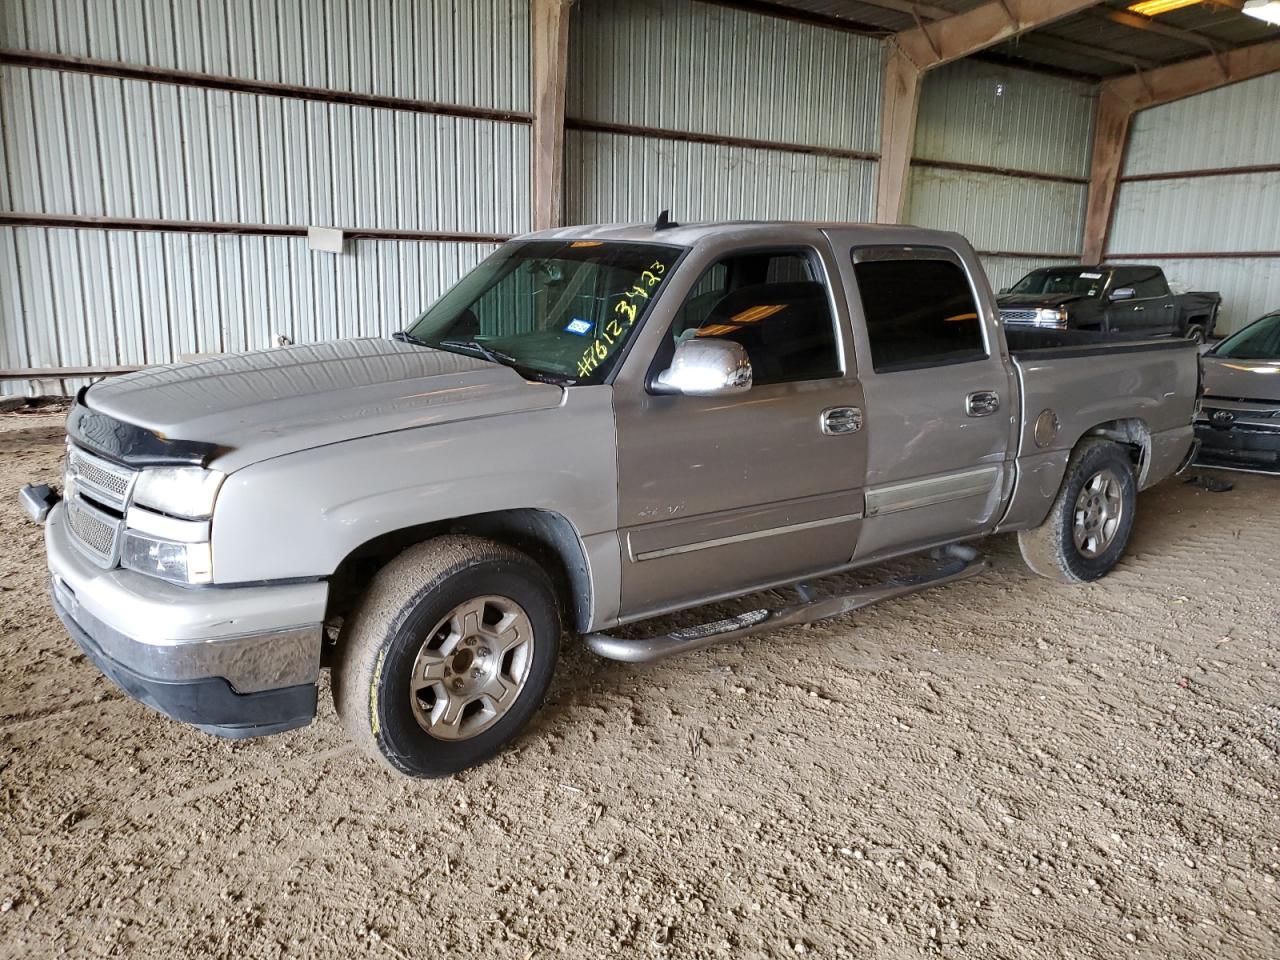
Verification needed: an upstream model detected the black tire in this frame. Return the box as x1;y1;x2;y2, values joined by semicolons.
1017;438;1137;584
1185;324;1205;344
332;535;561;778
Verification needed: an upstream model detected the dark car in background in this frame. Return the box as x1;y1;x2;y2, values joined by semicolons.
1195;310;1280;475
997;265;1221;342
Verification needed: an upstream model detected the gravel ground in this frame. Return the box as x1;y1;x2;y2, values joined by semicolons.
1;410;1277;959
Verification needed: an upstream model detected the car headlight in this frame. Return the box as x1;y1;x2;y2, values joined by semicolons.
132;466;225;519
120;532;214;585
1036;308;1066;328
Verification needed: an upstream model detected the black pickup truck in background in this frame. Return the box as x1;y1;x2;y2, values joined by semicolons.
997;265;1221;343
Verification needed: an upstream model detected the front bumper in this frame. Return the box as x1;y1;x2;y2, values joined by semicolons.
45;501;328;739
1194;420;1280;475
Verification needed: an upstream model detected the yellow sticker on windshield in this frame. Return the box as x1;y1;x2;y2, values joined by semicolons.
576;259;669;379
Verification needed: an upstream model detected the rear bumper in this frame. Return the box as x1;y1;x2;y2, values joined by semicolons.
45;501;327;739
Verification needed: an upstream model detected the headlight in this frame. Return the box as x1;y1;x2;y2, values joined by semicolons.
1036;308;1066;328
132;467;225;519
120;532;213;584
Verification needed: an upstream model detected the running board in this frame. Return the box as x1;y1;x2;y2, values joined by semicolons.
584;544;987;664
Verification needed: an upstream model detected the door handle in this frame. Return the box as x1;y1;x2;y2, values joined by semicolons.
965;391;1000;417
1164;304;1174;309
1133;305;1145;312
821;406;863;435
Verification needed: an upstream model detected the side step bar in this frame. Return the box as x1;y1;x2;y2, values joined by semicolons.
584;544;988;664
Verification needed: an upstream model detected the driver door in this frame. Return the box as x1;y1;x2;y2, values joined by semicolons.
612;247;868;620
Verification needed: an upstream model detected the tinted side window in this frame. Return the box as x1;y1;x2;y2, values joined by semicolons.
1131;268;1169;299
667;251;840;386
852;256;986;372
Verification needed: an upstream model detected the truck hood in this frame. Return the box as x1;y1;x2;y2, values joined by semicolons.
83;339;565;472
1201;355;1280;403
996;293;1091;310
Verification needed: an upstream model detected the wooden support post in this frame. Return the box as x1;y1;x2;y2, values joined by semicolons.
875;50;923;224
875;0;1107;224
1081;40;1280;264
531;0;573;231
1081;90;1131;264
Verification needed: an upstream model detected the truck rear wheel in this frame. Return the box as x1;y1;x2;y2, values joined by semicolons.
1018;439;1137;583
332;535;561;777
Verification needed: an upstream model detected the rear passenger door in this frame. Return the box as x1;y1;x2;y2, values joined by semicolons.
840;245;1016;561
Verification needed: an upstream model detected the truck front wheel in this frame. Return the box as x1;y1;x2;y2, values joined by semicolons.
332;535;561;777
1018;439;1137;583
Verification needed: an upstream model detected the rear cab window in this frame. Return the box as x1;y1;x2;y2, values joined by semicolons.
850;247;988;373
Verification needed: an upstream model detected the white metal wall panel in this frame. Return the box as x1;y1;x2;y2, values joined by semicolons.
1107;257;1280;337
1107;172;1280;256
905;166;1085;256
0;0;530;112
1123;73;1280;176
914;60;1095;180
978;255;1079;295
568;0;882;152
565;130;877;225
0;226;497;396
0;65;530;235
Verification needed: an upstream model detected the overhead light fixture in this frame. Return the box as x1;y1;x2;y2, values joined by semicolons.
1127;0;1202;15
1243;0;1280;24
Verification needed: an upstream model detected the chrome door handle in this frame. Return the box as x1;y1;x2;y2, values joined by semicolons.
1133;305;1145;312
821;406;863;435
965;391;1000;417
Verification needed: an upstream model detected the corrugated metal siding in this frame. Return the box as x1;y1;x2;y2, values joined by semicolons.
0;0;529;112
1107;257;1280;337
1123;73;1280;176
905;166;1085;256
565;130;877;225
1108;173;1280;256
568;0;882;152
914;60;1095;179
979;255;1079;295
906;61;1091;265
1107;73;1279;336
1;226;497;396
0;65;530;234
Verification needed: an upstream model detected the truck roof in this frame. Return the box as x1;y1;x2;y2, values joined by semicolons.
522;219;970;249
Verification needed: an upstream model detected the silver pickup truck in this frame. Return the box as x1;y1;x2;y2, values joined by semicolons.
22;221;1200;778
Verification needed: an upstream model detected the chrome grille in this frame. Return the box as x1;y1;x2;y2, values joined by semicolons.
67;445;136;510
66;496;124;567
1000;309;1038;323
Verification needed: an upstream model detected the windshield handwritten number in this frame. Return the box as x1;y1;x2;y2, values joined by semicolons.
575;260;668;378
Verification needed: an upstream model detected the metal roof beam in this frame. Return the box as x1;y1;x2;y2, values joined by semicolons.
1082;40;1280;263
876;0;1107;222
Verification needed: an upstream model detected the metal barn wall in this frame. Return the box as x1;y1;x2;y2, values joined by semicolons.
905;59;1095;292
1107;73;1280;336
0;0;529;396
564;0;882;225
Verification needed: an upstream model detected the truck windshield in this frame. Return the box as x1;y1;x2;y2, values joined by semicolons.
1009;268;1109;297
403;240;684;383
1212;313;1280;360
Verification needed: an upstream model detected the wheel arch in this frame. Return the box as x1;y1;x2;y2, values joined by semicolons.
327;508;594;634
1078;417;1153;487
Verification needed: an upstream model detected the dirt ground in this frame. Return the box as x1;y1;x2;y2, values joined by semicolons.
0;409;1277;960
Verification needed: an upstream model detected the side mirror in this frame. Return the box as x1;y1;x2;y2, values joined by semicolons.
1110;287;1136;302
654;338;752;396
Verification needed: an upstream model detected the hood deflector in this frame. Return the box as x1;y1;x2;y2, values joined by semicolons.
68;387;225;467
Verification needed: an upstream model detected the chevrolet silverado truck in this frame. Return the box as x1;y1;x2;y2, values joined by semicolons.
997;264;1221;342
21;221;1201;778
